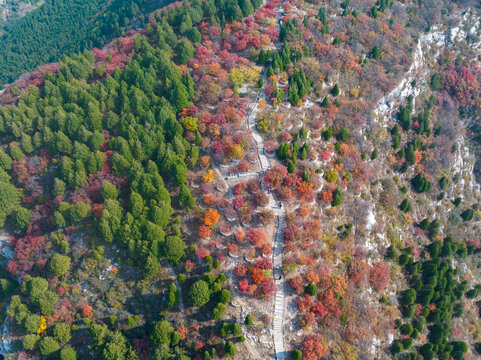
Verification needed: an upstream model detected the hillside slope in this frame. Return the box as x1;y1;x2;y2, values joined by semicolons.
0;0;479;359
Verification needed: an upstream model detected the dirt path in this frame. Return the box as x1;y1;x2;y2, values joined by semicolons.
163;260;186;314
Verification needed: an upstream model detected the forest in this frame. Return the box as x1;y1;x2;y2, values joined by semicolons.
0;0;480;359
0;0;168;85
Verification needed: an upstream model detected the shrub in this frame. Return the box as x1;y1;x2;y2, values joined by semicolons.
50;254;71;276
390;340;403;355
212;303;226;319
305;283;318;296
291;349;303;360
39;336;60;356
399;198;412;213
53;322;71;342
461;209;474;221
188;280;211;307
9;207;30;231
400;323;413;336
402;337;413;349
60;347;77;360
219;289;231;304
23;334;40;350
224;341;237;357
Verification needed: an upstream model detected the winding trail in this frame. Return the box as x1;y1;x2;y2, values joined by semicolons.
222;2;288;358
246;90;288;359
223;89;287;359
242;4;288;352
245;92;288;359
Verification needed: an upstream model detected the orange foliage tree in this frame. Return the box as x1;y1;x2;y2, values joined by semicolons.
302;334;329;360
298;181;314;197
321;191;333;203
305;271;320;284
235;229;245;242
204;209;220;226
249;267;266;284
200;156;211;167
177;325;188;340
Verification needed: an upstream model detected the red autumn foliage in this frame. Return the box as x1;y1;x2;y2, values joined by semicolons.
296;294;314;312
311;301;328;318
261;278;276;297
248;228;267;247
256;257;273;270
288;275;305;295
233;182;248;195
198;225;212;239
235;264;247;276
196;246;210;259
369;262;390;291
238;279;249;293
349;260;370;287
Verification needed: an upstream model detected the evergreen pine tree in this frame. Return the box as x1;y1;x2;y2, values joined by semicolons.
320;96;329;108
331;84;340;96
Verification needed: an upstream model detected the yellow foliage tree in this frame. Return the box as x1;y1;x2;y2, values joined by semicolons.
183;116;199;132
239;66;261;86
228;144;244;160
37;316;47;336
257;99;266;111
331;341;359;360
229;68;246;88
202;169;215;183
